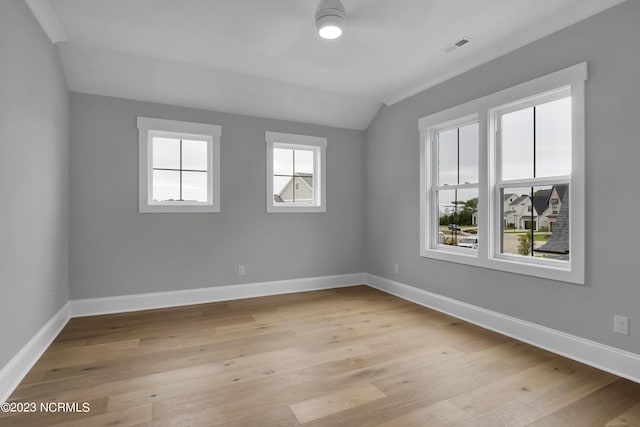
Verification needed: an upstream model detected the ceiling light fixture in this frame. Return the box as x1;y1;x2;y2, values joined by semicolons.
315;0;346;40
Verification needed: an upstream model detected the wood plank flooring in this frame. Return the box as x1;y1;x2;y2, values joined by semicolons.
3;285;640;426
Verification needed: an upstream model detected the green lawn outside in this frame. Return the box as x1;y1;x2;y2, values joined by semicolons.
438;227;550;243
504;230;551;242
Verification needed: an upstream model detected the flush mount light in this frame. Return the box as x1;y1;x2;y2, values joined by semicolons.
315;0;346;40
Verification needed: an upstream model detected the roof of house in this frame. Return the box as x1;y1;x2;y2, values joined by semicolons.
535;189;552;199
532;196;549;216
548;185;568;202
510;195;529;206
504;193;517;201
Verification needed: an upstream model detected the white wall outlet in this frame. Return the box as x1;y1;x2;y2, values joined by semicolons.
394;263;399;274
238;265;246;276
614;315;629;335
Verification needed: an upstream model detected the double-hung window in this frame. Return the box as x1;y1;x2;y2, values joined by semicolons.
420;63;586;284
265;131;327;213
430;118;479;254
138;117;221;213
494;88;572;261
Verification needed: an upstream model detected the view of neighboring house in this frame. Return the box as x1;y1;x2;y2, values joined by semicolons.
502;193;518;227
274;173;314;203
447;188;567;234
504;195;545;230
503;188;563;231
504;193;519;205
537;186;570;259
532;189;552;230
500;185;570;258
546;185;568;232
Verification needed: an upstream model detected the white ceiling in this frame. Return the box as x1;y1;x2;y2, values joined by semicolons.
27;0;626;130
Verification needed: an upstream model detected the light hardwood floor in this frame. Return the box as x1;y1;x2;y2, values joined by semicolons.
3;286;640;426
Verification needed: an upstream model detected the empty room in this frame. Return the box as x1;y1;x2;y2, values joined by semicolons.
2;0;640;425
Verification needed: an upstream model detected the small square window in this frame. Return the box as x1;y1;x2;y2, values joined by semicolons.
266;132;326;213
138;117;221;213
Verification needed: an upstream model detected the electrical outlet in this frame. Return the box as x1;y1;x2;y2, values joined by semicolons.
394;263;399;274
238;265;246;276
614;315;629;335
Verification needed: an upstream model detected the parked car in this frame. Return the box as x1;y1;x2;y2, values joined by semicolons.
447;224;461;232
458;236;479;249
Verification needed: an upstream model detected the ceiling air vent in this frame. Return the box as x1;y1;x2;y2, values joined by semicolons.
444;37;471;53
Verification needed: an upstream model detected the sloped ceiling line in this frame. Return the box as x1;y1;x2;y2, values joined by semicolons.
24;0;627;130
25;0;67;44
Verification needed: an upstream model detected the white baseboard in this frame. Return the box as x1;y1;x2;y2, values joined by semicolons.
0;273;366;402
3;271;638;404
70;273;367;317
365;273;640;384
0;303;71;402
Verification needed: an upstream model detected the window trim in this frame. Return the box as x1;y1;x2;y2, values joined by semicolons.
419;62;587;284
138;117;221;213
265;131;327;213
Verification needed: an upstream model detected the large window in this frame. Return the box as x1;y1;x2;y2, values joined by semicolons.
420;63;586;284
266;132;326;213
138;117;221;213
496;90;571;261
432;119;479;252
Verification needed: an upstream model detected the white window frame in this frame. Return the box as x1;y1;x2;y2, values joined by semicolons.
419;62;587;284
266;131;327;213
138;117;221;213
424;115;481;259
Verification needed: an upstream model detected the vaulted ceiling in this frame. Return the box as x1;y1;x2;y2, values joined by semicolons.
26;0;626;130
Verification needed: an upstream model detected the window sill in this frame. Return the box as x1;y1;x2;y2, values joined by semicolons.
421;248;481;266
267;205;326;213
140;203;220;213
420;248;583;285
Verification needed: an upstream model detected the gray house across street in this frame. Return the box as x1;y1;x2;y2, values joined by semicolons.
274;173;314;204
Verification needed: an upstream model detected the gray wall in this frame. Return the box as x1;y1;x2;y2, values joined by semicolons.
0;0;69;368
365;0;640;354
69;93;365;299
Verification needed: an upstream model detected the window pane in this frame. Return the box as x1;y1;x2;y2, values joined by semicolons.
501;107;534;180
182;171;207;202
293;176;314;204
532;186;553;233
535;184;570;260
274;148;293;176
437;128;458;186
273;176;291;203
459;123;478;184
501;183;570;259
152;137;180;170
152;170;180;202
536;97;571;177
294;149;314;175
501;187;532;255
437;188;478;248
182;139;208;171
501;186;562;257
